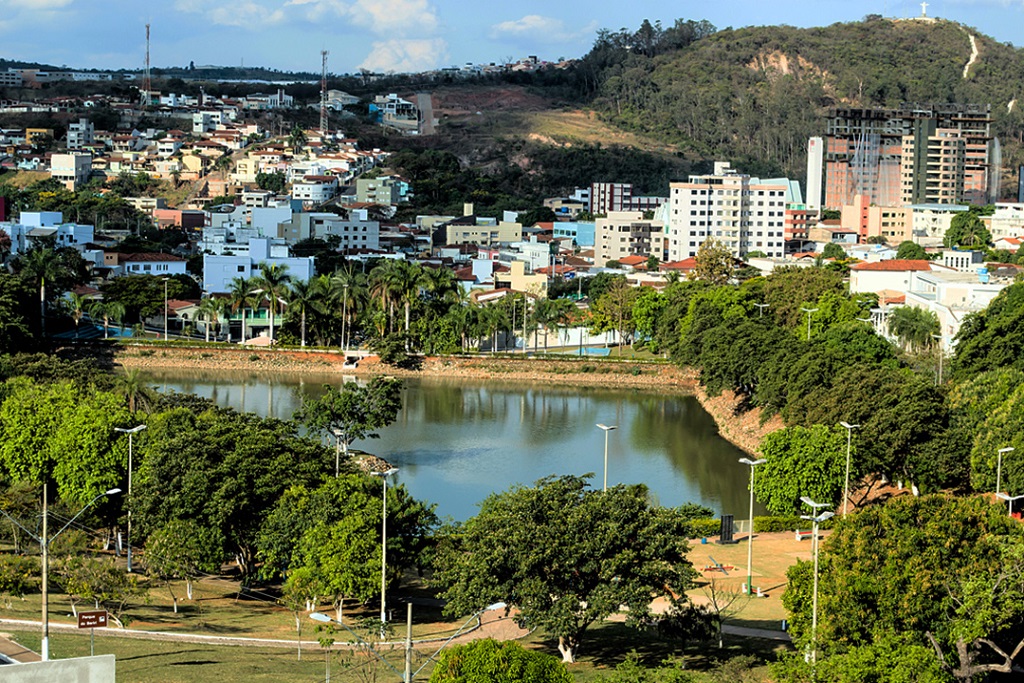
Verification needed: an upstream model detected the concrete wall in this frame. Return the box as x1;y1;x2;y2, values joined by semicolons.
4;654;115;682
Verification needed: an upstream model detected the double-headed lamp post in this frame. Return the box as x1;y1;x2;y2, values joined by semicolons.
371;467;399;628
739;457;766;594
996;492;1024;517
839;422;860;517
800;496;834;668
0;487;120;661
596;423;617;492
753;303;769;318
114;424;147;572
997;447;1015;496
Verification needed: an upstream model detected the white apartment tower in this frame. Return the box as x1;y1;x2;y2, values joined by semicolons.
66;118;94;149
806;137;824;212
667;162;790;261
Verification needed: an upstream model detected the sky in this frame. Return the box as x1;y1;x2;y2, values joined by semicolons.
2;0;1024;75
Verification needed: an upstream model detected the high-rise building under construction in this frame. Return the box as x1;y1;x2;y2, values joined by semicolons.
823;103;996;209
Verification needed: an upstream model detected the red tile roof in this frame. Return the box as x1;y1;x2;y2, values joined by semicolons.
618;255;647;266
660;258;697;271
850;259;933;272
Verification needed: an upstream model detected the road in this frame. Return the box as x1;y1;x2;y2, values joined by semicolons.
417;93;436;136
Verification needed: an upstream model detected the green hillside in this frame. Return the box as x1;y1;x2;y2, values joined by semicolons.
576;16;1024;189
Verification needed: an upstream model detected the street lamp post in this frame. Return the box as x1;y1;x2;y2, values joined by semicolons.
839;422;860;517
342;283;349;354
997;446;1015;496
371;467;399;628
331;427;343;478
753;303;769;318
0;488;120;661
800;497;834;669
163;277;169;341
800;307;819;341
996;492;1024;517
739;457;766;594
114;424;147;572
596;424;617;492
932;333;943;385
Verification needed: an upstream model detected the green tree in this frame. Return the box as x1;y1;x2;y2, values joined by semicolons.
590;279;639;354
896;240;928;260
285;278;325;348
0;273;34;353
16;247;63;337
429;639;572;683
251;262;292;343
255;171;287;194
821;242;846;260
433;475;696;663
145;519;223;611
293;377;403;471
753;425;850;515
944;213;991;249
952;283;1024;378
887;306;939;354
763;266;845;329
88;300;126;339
782;496;1024;683
692;237;733;285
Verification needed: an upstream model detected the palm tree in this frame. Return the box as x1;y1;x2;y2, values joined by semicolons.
17;247;63;337
390;261;426;349
286;278;324;348
329;268;368;349
88;301;125;339
369;260;402;335
229;276;256;343
251;263;292;343
67;291;89;338
422;267;457;306
288;126;307;154
888;306;940;354
170;168;182;188
197;297;222;343
115;368;158;414
480;304;508;353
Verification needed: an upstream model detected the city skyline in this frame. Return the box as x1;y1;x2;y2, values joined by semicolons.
1;0;1023;76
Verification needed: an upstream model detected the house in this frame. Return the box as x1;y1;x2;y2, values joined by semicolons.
849;259;954;295
994;237;1022;252
202;237;314;294
119;252;188;277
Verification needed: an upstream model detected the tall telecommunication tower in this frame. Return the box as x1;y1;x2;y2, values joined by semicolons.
320;50;329;137
142;23;152;110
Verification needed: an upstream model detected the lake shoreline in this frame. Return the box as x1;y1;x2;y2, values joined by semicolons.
113;345;776;453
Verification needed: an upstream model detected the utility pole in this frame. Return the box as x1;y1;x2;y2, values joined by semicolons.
142;23;152;110
320;50;329;138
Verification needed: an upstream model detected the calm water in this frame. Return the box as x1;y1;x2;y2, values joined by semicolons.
142;370;761;521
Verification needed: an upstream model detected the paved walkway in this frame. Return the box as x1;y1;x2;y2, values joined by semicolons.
0;634;41;663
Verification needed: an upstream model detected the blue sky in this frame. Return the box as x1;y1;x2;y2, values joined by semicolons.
1;0;1022;74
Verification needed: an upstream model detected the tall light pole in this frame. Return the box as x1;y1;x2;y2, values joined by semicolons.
839;422;860;517
739;457;766;594
0;488;120;661
371;467;399;628
932;333;943;385
753;303;769;318
114;424;147;572
163;277;169;341
331;427;343;478
800;307;819;341
342;282;349;354
800;496;833;669
596;423;617;492
997;446;1015;496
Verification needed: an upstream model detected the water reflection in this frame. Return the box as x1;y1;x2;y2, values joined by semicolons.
141;369;763;521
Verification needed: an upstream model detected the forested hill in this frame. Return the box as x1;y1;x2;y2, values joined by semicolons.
576;16;1024;184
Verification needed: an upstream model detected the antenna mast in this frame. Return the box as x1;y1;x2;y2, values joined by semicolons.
320;50;329;138
142;23;152;110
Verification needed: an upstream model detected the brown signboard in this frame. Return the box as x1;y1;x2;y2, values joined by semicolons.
77;610;107;629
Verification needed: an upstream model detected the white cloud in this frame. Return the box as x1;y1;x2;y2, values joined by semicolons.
284;0;437;35
357;38;447;73
490;15;597;43
7;0;74;8
175;0;285;27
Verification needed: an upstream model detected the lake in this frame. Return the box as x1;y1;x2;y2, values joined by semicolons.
142;369;762;522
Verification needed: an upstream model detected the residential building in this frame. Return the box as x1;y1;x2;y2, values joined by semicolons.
49;153;92;190
904;268;1011;351
849;259;955;295
552;221;596;247
839;194;912;243
595;211;664;266
1;212;93;256
493;260;548;297
900;125;965;205
356;176;401;205
291;175;339;204
823;103;995;209
438;206;522;247
119;252;188;276
666;162;795;261
989;203;1024;239
806;136;824;211
910;203;971;244
590;182;667;216
278;211;381;251
202;237;314;294
66;118;94;149
940;249;985;273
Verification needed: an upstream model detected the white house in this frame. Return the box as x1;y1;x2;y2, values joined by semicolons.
119;252;188;277
849;259;955;295
202;237;314;294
